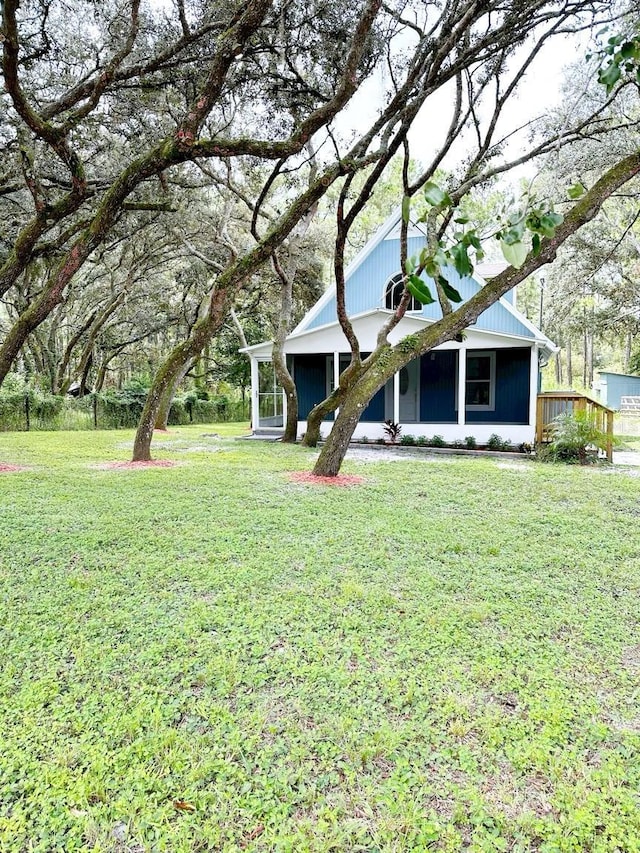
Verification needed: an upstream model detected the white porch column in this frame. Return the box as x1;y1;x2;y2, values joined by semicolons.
529;344;539;431
333;351;340;414
457;346;467;426
250;357;259;430
393;370;400;423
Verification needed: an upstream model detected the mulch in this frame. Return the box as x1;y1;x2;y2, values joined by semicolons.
288;471;365;487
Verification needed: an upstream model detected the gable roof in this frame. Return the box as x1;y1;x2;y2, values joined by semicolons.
294;208;554;352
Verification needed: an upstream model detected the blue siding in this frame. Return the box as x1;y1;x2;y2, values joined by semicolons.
360;386;385;422
339;352;385;422
599;372;640;409
306;235;534;339
466;348;530;424
420;351;457;422
293;355;332;420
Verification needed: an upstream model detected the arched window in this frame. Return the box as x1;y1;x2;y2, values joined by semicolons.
384;273;420;311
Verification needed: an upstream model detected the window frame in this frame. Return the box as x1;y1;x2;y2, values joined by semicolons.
383;272;422;312
465;350;496;411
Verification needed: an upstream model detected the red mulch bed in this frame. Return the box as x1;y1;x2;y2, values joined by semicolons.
97;460;176;470
0;463;28;473
288;471;365;487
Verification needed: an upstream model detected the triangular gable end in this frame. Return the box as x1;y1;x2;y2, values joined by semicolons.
291;208;553;350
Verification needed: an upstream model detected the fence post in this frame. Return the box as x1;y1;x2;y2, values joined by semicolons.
24;393;30;431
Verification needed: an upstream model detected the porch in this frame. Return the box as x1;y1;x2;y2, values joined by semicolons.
251;346;540;445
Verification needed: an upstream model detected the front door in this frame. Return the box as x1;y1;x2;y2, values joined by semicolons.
399;359;419;422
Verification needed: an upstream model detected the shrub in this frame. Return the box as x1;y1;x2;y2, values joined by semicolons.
382;419;402;443
400;434;416;446
416;435;428;446
544;410;610;464
487;433;511;451
428;434;446;447
360;436;369;444
464;435;477;449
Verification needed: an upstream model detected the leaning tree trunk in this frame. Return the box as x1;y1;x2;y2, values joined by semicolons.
132;317;217;461
154;360;193;431
312;366;387;476
302;392;340;447
272;340;298;442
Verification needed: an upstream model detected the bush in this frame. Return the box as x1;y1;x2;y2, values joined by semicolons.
400;434;416;446
487;433;511;451
543;410;610;464
382;419;402;443
428;434;446;447
464;435;477;449
416;435;428;446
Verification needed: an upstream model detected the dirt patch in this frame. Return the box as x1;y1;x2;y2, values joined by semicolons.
94;460;177;470
622;644;640;674
0;463;28;473
288;471;365;487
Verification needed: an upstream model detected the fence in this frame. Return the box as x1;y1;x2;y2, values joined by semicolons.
0;390;250;432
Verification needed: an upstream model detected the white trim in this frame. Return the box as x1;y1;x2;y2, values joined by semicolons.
529;344;539;429
250;357;259;431
457;347;466;424
393;372;400;423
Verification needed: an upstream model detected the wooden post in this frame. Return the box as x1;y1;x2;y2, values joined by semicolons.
535;395;544;445
606;410;613;463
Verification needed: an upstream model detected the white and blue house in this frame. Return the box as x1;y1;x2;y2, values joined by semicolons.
242;210;557;445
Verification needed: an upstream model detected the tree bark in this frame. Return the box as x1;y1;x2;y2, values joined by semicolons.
154;360;192;430
132;315;218;460
312;368;387;475
272;341;298;442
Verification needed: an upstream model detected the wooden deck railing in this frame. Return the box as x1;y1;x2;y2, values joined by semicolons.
536;392;615;462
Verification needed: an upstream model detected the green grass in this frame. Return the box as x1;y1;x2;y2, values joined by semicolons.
1;425;640;852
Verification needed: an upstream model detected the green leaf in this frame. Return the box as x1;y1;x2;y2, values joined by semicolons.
423;182;452;208
567;182;586;200
619;41;637;60
598;62;621;93
407;275;435;305
500;239;528;269
454;214;470;224
467;232;482;251
539;212;563;237
451;242;472;277
502;226;524;246
401;195;411;224
404;256;415;275
438;276;462;303
531;233;541;256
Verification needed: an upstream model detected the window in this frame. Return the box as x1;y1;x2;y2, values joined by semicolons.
384;273;420;311
466;351;495;410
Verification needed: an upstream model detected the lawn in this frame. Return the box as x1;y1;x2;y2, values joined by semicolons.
1;426;640;853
